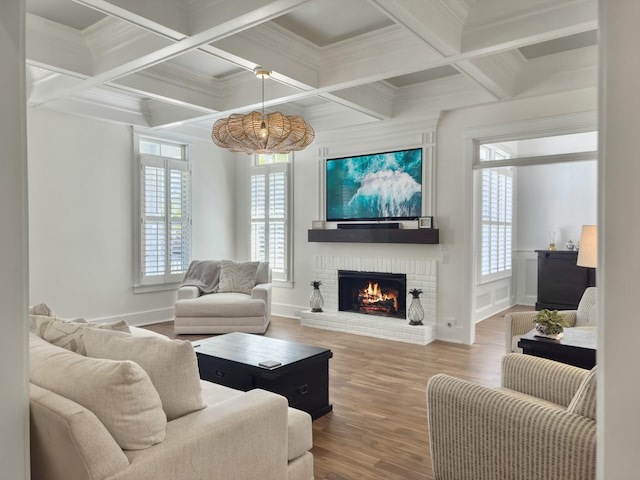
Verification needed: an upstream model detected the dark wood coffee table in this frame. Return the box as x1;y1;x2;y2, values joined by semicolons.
193;332;333;420
518;327;597;369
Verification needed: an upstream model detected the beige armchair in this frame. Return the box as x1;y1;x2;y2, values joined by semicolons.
427;354;596;480
505;287;597;353
174;260;272;335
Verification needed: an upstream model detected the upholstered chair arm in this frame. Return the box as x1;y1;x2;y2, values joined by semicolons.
427;374;596;480
177;286;200;300
501;353;590;407
562;310;578;326
504;311;537;353
252;283;272;320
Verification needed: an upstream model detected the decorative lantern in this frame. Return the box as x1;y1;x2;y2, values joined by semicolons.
407;288;424;325
310;280;324;312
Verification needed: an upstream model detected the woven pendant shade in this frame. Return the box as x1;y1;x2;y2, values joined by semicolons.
212;111;315;154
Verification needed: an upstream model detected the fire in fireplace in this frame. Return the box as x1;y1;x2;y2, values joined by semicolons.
338;270;406;319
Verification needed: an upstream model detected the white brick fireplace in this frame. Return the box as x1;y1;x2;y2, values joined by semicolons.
301;255;436;345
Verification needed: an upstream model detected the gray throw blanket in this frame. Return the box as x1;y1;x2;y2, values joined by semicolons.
181;260;223;294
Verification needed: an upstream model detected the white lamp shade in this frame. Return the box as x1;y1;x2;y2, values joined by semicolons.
577;225;597;268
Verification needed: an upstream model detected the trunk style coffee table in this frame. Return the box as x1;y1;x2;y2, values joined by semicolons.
193;332;333;419
518;327;596;369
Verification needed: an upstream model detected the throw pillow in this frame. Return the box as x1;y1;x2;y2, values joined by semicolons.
84;328;206;421
29;315;130;355
29;303;57;316
29;333;166;450
218;261;259;294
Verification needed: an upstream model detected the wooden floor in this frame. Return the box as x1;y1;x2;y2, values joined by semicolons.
145;306;531;480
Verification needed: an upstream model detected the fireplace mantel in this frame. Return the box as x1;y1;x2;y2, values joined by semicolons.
307;228;439;244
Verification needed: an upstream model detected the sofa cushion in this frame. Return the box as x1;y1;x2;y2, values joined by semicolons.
30;315;130;355
175;292;266;318
85;329;206;421
29;333;166;450
218;261;259;294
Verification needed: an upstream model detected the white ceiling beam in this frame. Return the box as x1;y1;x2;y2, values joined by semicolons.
322;84;393;121
462;0;597;54
34;0;313;106
368;0;467;55
212;24;320;90
73;0;189;37
45;95;149;127
454;51;525;101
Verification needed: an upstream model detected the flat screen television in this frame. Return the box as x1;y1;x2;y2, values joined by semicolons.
325;147;423;222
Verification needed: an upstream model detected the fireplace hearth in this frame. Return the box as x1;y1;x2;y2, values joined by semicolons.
338;270;406;319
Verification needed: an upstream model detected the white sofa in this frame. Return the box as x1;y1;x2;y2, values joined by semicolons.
175;260;271;335
28;313;313;480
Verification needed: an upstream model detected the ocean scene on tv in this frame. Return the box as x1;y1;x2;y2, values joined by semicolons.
326;148;422;221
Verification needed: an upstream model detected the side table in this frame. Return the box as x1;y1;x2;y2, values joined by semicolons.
517;328;596;369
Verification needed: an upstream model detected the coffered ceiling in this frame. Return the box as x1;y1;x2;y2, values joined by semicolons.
25;0;598;141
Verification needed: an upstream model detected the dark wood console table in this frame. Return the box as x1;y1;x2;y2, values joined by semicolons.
535;250;596;310
518;328;597;369
194;332;333;419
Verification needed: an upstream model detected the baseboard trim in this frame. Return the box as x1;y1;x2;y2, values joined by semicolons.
272;302;306;319
89;307;174;327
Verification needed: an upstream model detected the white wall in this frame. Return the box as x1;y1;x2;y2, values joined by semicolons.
599;0;640;476
515;161;597;250
27;109;238;324
436;89;597;344
512;160;597;305
240;90;600;344
269;124;442;322
0;0;30;477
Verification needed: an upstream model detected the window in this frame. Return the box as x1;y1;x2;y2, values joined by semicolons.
250;153;291;283
135;137;191;288
479;145;513;282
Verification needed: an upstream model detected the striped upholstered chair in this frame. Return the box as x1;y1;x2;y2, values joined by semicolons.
505;286;598;353
427;354;596;480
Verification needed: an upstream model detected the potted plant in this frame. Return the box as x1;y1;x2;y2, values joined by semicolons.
533;309;568;339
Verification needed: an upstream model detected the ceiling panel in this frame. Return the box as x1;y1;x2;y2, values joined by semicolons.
26;0;105;30
272;0;394;46
168;50;243;79
519;30;598;59
386;65;461;88
23;0;599;139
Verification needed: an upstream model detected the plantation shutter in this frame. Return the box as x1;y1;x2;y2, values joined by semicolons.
140;155;191;284
268;167;287;275
250;162;288;281
251;167;267;263
480;166;513;280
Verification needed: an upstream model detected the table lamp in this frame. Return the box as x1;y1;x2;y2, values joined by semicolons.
577;225;597;268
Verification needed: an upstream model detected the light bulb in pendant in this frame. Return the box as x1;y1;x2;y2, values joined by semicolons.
259;120;268;140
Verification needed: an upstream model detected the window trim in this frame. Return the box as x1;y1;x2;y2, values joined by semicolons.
476;145;514;285
133;133;192;292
